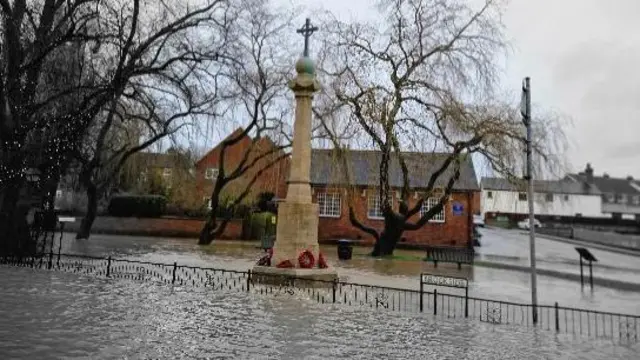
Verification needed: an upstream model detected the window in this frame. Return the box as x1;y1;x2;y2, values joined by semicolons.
634;196;640;206
420;198;445;222
617;194;628;204
203;197;212;210
545;193;553;202
518;193;527;201
205;168;219;180
563;194;569;201
317;192;341;217
487;191;493;199
163;168;172;177
604;193;614;203
367;194;384;219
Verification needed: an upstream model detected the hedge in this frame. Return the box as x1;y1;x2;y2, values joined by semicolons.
108;195;167;218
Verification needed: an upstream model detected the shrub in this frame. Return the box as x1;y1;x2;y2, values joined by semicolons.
108;195;167;218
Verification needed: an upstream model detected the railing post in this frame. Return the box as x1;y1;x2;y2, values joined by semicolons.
433;289;438;316
555;302;560;332
332;279;337;304
47;251;53;270
106;256;111;277
419;278;424;313
465;286;469;318
172;262;177;285
246;270;251;292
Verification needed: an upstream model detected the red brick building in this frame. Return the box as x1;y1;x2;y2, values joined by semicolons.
195;128;289;205
309;149;480;247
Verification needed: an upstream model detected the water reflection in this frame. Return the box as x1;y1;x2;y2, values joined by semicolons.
1;266;637;359
58;234;640;314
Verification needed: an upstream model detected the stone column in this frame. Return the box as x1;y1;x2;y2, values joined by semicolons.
269;56;321;267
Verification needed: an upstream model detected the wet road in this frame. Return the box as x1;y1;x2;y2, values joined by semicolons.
50;232;640;314
475;227;640;284
1;266;638;359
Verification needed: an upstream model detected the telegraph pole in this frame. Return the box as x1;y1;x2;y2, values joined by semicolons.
521;77;538;324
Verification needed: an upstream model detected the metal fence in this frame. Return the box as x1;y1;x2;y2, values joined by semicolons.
1;252;638;343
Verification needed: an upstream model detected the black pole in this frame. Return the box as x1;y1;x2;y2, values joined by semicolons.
465;286;469;318
579;256;584;288
172;262;177;284
589;260;594;289
419;279;424;312
433;289;438;315
57;223;64;266
106;256;111;277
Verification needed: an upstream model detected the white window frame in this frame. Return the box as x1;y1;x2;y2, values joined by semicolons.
606;193;615;203
205;167;219;180
419;197;446;223
487;191;493;199
545;193;553;202
367;194;384;219
518;192;527;201
203;197;212;210
317;192;341;218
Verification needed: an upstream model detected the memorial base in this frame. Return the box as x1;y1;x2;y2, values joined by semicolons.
251;265;338;288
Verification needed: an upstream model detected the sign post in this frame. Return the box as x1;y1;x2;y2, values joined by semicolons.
420;273;470;318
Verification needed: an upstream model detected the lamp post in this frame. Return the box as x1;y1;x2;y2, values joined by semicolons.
521;77;538;324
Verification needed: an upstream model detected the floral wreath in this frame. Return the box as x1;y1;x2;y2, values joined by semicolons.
298;250;315;269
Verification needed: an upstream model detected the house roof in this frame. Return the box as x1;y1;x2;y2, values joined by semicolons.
195;127;284;167
567;173;640;195
310;149;479;191
481;177;602;195
195;127;246;166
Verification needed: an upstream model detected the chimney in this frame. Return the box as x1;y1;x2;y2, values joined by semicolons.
627;175;634;181
603;173;610;179
585;163;594;184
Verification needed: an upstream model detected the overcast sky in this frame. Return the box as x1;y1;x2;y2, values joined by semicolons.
191;0;639;179
277;0;639;178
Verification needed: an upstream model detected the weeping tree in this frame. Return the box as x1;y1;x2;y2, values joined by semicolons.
316;0;566;256
198;0;298;245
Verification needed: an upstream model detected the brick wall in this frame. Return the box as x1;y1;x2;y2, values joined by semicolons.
195;130;289;202
65;216;243;239
313;187;472;247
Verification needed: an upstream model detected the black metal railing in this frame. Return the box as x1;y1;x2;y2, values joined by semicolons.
1;252;638;343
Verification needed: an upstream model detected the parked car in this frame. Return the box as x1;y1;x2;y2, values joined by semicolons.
517;218;542;229
473;214;485;227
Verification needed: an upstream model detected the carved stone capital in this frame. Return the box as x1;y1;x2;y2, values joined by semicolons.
288;73;321;95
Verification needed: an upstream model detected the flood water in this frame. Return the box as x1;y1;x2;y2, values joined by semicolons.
1;233;640;358
1;266;638;359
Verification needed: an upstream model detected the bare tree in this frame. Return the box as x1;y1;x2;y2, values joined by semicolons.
198;0;298;245
67;0;231;239
316;0;566;256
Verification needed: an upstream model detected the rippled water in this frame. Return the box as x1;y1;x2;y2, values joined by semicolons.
1;266;638;359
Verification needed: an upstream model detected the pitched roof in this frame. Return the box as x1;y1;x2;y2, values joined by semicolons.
568;173;640;195
310;149;479;191
195;127;247;166
481;177;601;195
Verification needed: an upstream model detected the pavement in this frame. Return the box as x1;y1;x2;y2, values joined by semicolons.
475;227;640;286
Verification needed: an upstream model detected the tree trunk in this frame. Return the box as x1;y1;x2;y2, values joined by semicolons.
76;183;98;240
371;217;404;257
198;214;231;245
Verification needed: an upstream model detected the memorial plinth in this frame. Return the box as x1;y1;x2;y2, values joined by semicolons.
251;28;338;286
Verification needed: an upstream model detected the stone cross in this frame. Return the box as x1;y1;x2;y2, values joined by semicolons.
296;18;318;57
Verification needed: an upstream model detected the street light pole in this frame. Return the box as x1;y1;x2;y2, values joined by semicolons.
521;77;538;324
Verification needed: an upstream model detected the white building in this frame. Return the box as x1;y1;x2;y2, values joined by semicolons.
480;177;603;218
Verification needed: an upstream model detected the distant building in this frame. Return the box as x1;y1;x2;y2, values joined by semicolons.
195;128;290;208
480;177;603;219
566;163;640;221
310;149;480;247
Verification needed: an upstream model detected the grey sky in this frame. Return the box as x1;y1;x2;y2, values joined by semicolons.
194;0;639;179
